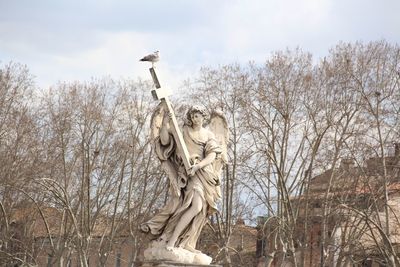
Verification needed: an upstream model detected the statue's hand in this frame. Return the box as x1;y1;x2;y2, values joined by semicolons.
140;223;150;233
188;164;201;176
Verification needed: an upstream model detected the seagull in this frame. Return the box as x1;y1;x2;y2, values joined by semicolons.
140;50;160;67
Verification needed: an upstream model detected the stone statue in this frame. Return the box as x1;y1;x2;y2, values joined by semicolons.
141;103;229;265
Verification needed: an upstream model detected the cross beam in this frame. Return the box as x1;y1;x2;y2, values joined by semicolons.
149;68;191;171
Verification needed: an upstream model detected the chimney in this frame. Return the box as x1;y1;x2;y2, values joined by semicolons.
341;158;354;171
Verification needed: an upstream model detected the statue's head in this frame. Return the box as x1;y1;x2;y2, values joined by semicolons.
185;105;209;127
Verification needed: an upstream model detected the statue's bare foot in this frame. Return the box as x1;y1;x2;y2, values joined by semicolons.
166;245;174;251
140;224;150;233
184;245;201;254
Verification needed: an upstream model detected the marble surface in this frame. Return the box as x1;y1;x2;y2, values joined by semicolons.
144;241;213;265
137;260;222;267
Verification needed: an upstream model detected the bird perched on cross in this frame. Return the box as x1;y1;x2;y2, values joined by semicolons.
140;50;160;67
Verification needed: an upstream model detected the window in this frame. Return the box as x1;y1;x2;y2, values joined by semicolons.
47;254;53;267
116;253;122;267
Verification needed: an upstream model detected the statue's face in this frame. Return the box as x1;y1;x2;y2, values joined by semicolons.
191;112;204;127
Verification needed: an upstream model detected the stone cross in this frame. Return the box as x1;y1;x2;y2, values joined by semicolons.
149;67;192;171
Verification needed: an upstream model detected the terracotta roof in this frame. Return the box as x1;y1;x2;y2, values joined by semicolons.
10;205;135;238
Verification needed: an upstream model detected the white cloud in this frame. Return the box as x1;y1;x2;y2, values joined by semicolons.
1;0;399;89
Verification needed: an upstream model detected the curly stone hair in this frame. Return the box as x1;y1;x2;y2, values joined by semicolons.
184;105;209;127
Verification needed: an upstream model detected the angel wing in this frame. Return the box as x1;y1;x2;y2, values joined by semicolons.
150;102;181;197
207;110;229;177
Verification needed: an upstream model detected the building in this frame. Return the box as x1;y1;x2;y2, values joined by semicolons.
4;205;140;267
3;205;257;266
257;145;400;267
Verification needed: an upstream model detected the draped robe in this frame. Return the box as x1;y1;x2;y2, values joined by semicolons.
143;125;222;249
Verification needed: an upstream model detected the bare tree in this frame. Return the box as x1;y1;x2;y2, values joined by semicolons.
36;78;170;267
185;64;255;266
2;40;399;267
0;62;42;266
339;41;400;266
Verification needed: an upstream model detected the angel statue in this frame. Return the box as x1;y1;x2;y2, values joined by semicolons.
141;103;229;265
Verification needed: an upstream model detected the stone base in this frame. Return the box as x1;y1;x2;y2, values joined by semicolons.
143;241;215;266
137;260;222;267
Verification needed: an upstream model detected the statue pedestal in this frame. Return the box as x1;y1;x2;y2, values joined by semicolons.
142;241;216;266
137;261;222;267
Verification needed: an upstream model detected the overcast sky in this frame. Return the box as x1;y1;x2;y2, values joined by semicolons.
1;0;399;89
